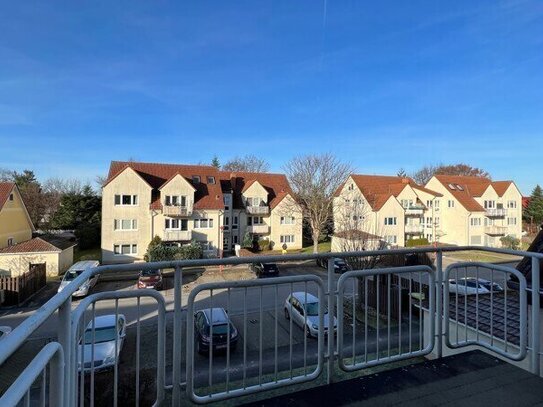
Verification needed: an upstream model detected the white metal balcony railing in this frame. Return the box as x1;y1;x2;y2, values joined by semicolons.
246;205;269;215
0;246;541;407
246;224;270;234
163;204;193;217
485;225;508;235
405;224;424;234
485;208;507;217
404;206;425;216
163;229;193;241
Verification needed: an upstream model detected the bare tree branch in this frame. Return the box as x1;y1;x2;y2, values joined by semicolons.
222;155;270;173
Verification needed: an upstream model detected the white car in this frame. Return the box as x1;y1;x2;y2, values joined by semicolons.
78;314;126;373
0;326;12;340
448;277;504;296
58;260;100;297
284;292;337;338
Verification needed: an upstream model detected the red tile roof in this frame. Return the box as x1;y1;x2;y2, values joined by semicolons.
0;182;15;210
337;175;442;211
433;175;514;212
104;161;294;211
0;237;75;254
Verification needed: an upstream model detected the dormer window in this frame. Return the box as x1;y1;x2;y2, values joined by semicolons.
165;195;187;207
448;184;456;190
207;176;215;184
192;175;201;184
9;193;13;201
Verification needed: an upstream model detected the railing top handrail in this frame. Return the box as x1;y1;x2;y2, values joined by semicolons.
0;245;541;366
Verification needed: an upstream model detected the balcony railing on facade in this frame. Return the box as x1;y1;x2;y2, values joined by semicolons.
246;224;270;234
485;208;507;217
404;205;425;216
484;225;508;236
163;204;193;217
163;229;193;241
246;205;270;215
405;224;424;234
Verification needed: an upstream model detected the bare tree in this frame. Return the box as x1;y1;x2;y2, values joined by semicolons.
411;164;439;185
284;153;352;253
411;163;491;185
222;155;270;173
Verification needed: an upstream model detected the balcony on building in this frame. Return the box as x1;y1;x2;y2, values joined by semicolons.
485;208;507;218
405;224;424;234
163;229;193;241
246;205;270;215
404;205;425;216
246;224;270;234
163;204;193;217
484;225;507;236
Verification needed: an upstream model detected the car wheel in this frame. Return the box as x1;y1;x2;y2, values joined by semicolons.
284;308;290;320
305;326;312;338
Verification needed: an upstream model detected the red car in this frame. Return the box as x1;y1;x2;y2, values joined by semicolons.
137;269;163;290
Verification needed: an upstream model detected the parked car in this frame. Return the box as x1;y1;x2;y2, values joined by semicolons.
138;269;163;290
58;260;100;297
0;326;12;340
284;292;337;338
194;308;238;354
448;277;504;295
78;314;126;373
316;257;350;273
250;262;279;277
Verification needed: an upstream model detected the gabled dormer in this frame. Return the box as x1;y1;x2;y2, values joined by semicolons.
159;173;196;216
242;180;269;215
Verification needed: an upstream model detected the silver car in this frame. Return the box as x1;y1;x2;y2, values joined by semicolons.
58;260;100;297
78;314;126;373
284;292;337;338
448;277;504;296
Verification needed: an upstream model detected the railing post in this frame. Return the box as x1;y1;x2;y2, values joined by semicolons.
49;345;65;407
58;296;71;406
531;257;540;376
327;257;335;384
436;250;443;358
173;266;183;403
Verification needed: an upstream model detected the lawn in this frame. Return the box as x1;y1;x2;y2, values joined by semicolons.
73;246;102;262
445;250;521;263
300;240;331;254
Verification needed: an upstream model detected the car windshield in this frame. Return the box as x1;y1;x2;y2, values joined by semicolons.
64;269;84;281
141;269;160;277
82;326;117;344
305;302;320;316
204;323;233;335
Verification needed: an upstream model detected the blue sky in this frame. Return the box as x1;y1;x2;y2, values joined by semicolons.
1;1;542;194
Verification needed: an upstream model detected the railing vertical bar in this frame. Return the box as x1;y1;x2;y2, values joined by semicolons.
172;265;182;404
352;277;356;366
304;282;308;375
90;302;96;407
531;257;540;376
209;290;214;389
418;271;422;351
408;272;412;354
364;276;368;363
226;287;231;393
40;367;46;407
58;295;71;407
504;271;508;352
476;266;480;341
80;311;86;407
135;296;141;407
464;266;468;344
259;286;263;386
490;269;494;346
376;274;380;360
436;250;443;358
289;281;293;379
274;284;278;382
398;273;402;356
455;267;459;344
387;274;391;358
113;298;119;407
243;287;247;389
24;388;30;407
327;257;335;384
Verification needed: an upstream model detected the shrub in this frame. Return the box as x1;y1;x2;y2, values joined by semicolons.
242;232;253;249
257;238;271;251
406;238;430;247
145;237;204;262
500;235;520;250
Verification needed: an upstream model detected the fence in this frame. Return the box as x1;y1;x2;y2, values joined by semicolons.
0;263;46;306
0;246;541;406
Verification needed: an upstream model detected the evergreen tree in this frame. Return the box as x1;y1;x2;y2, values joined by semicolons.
211;155;220;168
526;185;543;225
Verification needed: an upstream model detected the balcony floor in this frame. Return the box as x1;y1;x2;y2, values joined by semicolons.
244;351;543;406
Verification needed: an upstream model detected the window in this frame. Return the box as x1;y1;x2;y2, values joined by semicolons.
384;217;397;226
401;199;413;209
192;175;201;184
280;235;295;244
207;176;215;184
223;194;232;210
114;194;138;206
470;218;481;227
165;218;188;230
114;219;137;231
224;216;229;226
507;200;517;209
251;216;264;225
9;193;13;201
425;217;432;227
113;244;137;255
280;216;295;225
233;235;238;244
448;184;456;190
348;184;354;191
194;218;214;229
484;200;495;209
507;217;517;226
435;217;440;227
426;200;433;208
232;215;238;229
384;235;397;244
7;238;14;246
448;200;455;208
165;195;187;206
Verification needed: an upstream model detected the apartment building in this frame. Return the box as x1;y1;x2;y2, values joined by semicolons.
425;175;523;247
101;161;302;264
333;175;442;247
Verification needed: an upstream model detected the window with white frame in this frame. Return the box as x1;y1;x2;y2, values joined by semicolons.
246;197;265;207
280;235;295;244
7;237;15;246
484;200;495;209
165;195;187;206
194;218;214;229
114;219;138;231
507;217;517;225
425;217;433;227
435;217;440;227
207;176;215;184
384;217;397;226
448;200;455;208
232;215;238;229
165;218;188;230
470;217;481;227
507;200;517;209
280;216;295;225
348;184;354;190
113;244;137;255
401;199;413;209
485;218;494;226
248;216;264;225
426;200;433;208
114;194;138;206
384;235;397;244
434;200;439;209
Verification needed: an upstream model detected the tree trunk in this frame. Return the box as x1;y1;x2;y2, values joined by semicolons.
313;232;320;253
